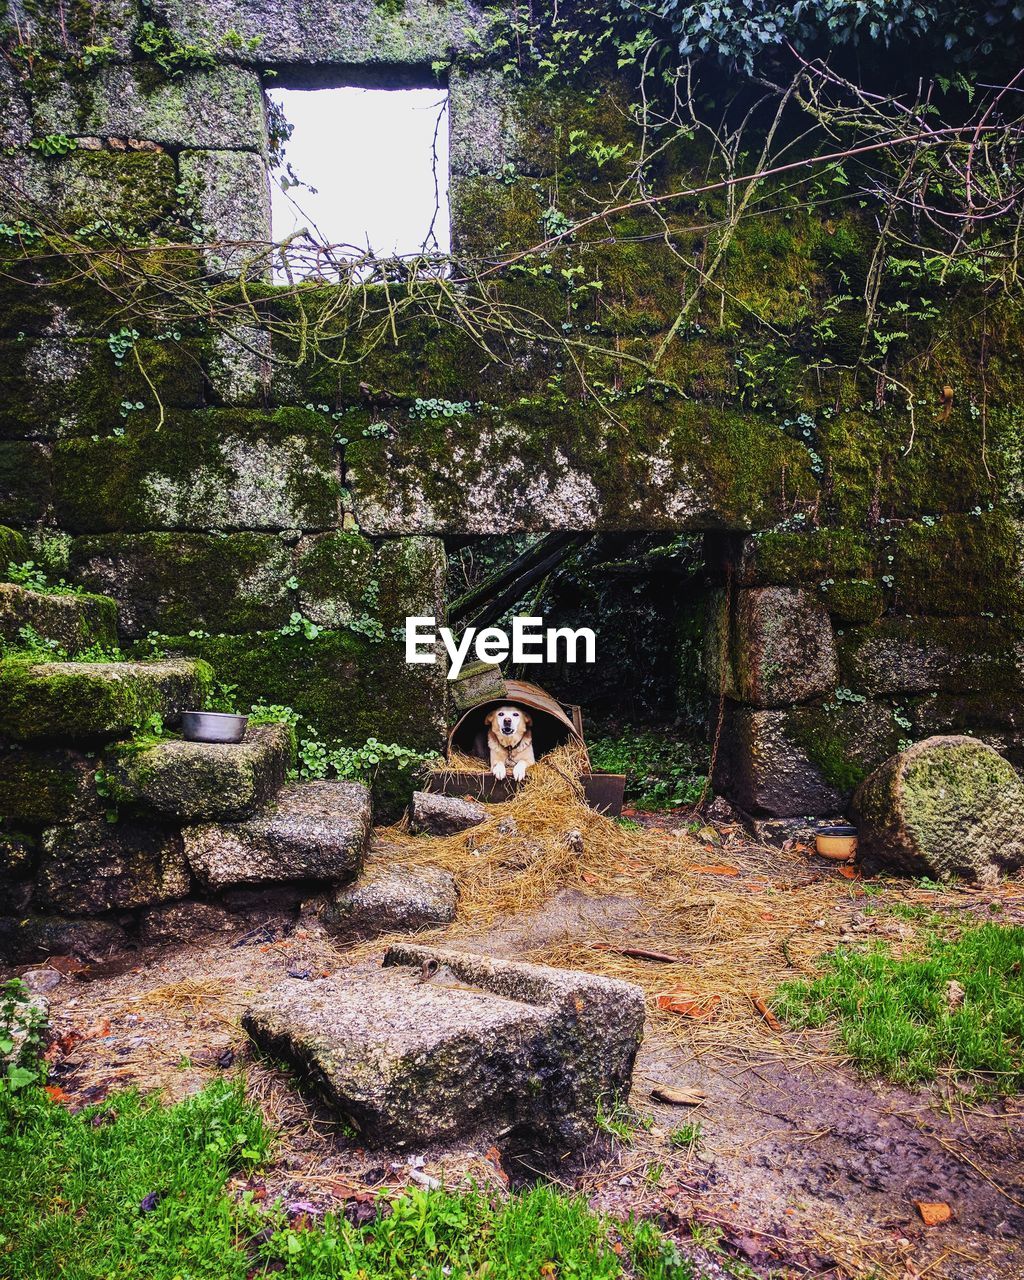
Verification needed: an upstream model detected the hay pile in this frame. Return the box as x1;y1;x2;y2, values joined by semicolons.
367;744;856;1054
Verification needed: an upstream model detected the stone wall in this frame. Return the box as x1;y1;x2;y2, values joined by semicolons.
2;0;1023;817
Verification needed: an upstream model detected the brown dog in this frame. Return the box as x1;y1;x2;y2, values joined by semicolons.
485;704;535;782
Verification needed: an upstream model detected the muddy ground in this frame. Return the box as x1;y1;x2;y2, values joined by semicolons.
9;822;1024;1280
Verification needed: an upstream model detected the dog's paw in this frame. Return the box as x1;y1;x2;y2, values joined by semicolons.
492;762;507;781
512;761;528;782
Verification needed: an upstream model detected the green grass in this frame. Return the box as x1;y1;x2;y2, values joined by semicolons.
0;1079;701;1279
773;922;1024;1092
667;1122;703;1153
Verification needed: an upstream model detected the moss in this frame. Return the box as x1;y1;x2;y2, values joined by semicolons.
0;440;52;524
743;528;873;585
68;531;295;637
36;150;178;231
0;656;214;741
820;578;884;625
0;745;98;826
0;582;119;655
0;525;29;566
54;408;341;532
295;531;377;628
450;175;545;257
786;698;902;794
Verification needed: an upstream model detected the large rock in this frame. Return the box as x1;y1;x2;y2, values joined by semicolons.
321;854;458;937
242;944;645;1154
719;586;838;706
0;745;100;826
139;900;237;946
36;820;189;915
852;736;1024;882
184;780;371;889
0;583;118;656
0;658;213;741
0;913;126;964
106;723;293;822
409;790;487;835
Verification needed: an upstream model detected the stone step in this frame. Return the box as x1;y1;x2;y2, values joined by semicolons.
184;779;371;890
320;846;458;937
242;945;645;1154
106;722;294;822
0;657;213;742
0;582;118;657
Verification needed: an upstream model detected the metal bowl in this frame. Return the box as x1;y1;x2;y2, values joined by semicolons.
181;711;248;744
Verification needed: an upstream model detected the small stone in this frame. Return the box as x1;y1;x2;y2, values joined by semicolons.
853;735;1024;882
184;780;371;889
409;790;487;836
322;855;458;936
21;968;62;994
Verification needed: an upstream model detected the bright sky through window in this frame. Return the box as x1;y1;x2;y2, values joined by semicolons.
267;85;450;278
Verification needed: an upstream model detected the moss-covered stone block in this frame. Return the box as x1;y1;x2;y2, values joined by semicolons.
106;722;294;822
0;831;34;914
178;150;270;276
32;66;266;150
0;337;206;441
0;441;51;524
819;578;885;624
295;531;377;628
737;528;873;586
1;150;178;233
55;409;342;532
37;819;189;915
0;745;100;827
0;582;118;655
0;525;28;566
2;0;139;59
0;657;213;741
720;586;838;707
150;629;446;751
450;661;505;713
346;398;817;534
69;532;295;638
881;513;1024;621
837;617;1021;697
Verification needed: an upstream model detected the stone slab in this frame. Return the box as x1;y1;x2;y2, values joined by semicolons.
242;944;645;1153
107;722;293;822
0;658;214;742
0;582;118;656
184;779;371;889
0;744;100;826
37;819;189;915
409;790;486;835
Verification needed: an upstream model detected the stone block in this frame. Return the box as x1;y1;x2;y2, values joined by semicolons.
717;586;838;707
409;790;486;835
149;0;487;65
206;327;271;405
296;532;445;632
0;913;126;964
0;744;100;826
321;854;458;936
0;525;29;566
733;528;873;587
716;707;843;817
0;831;34;912
68;532;294;638
448;69;525;177
0;150;178;232
0;657;213;741
450;660;506;712
139;900;236;946
37;819;189;915
0;441;51;524
55;408;341;533
0;582;118;655
184;780;371;889
837;618;1021;696
5;0;139;59
242;944;645;1153
853;736;1024;882
33;66;266;150
178;149;271;276
107;722;293;822
0;337;205;441
0;61;30;148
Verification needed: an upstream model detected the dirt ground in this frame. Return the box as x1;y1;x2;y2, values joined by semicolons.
10;816;1024;1280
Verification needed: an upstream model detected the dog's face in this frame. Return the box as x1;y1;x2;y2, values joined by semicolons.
486;704;532;743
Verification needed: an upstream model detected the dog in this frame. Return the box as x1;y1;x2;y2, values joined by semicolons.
485;704;535;782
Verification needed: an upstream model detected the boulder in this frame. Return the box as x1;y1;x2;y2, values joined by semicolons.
36;820;189;915
0;914;126;964
242;944;645;1155
139;900;237;946
852;736;1024;882
322;854;458;936
184;780;371;890
106;723;293;822
0;745;100;826
409;790;487;836
0;582;118;656
0;658;214;741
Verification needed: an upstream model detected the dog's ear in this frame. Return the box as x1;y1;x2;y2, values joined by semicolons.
523;711;533;727
484;709;497;727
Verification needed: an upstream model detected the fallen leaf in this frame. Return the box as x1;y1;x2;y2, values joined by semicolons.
837;864;862;880
581;870;599;886
85;1018;111;1039
689;864;740;876
915;1201;952;1226
44;954;86;976
751;994;783;1032
656;991;721;1020
650;1083;706;1106
45;1084;70;1103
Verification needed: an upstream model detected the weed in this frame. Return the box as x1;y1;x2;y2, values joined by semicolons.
589;731;707;809
668;1121;704;1153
